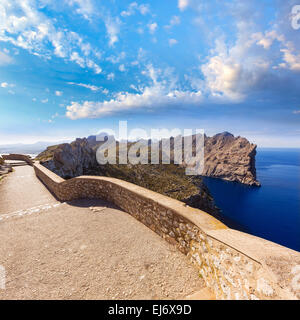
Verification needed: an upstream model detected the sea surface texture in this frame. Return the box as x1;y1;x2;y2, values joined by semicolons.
203;148;300;252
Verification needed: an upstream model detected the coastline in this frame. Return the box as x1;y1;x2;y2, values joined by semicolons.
203;148;300;252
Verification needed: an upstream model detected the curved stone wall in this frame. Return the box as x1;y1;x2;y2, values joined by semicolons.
33;162;300;300
2;154;33;166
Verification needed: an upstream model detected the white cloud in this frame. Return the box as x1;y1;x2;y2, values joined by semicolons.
194;1;300;101
0;51;13;66
107;73;115;80
121;2;138;17
66;1;121;54
55;90;63;96
1;82;15;88
104;16;121;47
148;22;158;34
199;22;293;101
66;65;202;119
0;1;101;74
253;31;284;50
169;39;178;46
68;82;102;91
139;4;150;15
178;0;189;11
251;29;300;71
165;16;181;29
41;98;48;103
293;110;300;114
280;46;300;71
68;0;94;20
66;87;202;119
137;27;144;34
121;3;150;17
70;51;85;67
119;64;126;72
86;59;102;74
201;54;246;101
106;52;126;64
130;84;139;91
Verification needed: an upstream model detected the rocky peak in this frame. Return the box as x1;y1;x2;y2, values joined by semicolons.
214;131;234;138
203;133;259;186
37;131;260;186
39;138;97;179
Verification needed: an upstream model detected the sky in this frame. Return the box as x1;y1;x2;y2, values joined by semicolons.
0;0;300;147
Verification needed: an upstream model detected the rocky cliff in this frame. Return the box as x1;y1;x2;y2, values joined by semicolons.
203;132;259;186
36;131;259;214
38;138;97;178
37;132;259;186
36;138;219;215
163;132;259;186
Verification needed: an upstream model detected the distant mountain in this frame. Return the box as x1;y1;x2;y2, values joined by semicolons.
0;140;71;155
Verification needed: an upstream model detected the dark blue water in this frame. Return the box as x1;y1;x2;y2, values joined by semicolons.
203;148;300;252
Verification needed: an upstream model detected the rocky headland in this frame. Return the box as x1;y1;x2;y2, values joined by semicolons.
36;131;259;215
36;138;218;215
203;132;259;186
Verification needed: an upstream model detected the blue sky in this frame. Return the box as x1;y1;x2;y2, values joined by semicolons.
0;0;300;147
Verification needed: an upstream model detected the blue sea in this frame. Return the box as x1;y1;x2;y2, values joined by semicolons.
203;148;300;252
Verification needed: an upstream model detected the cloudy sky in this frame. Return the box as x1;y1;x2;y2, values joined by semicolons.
0;0;300;146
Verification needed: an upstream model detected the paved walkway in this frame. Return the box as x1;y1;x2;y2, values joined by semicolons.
0;164;204;299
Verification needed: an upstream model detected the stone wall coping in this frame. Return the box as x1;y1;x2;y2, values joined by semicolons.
2;154;33;166
73;175;228;232
36;162;65;183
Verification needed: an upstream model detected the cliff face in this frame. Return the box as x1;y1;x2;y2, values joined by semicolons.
36;131;259;214
203;132;259;186
39;138;97;178
37;138;219;216
37;132;260;186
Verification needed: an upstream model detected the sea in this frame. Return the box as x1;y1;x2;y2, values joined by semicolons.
203;148;300;252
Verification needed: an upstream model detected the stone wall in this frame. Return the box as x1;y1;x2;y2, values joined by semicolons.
2;154;33;166
33;162;300;300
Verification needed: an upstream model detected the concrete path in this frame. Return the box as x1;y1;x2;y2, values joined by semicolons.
0;164;205;299
0;161;57;214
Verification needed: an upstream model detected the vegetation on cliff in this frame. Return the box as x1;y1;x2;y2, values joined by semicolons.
87;163;218;215
36;131;259;215
36;138;219;215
